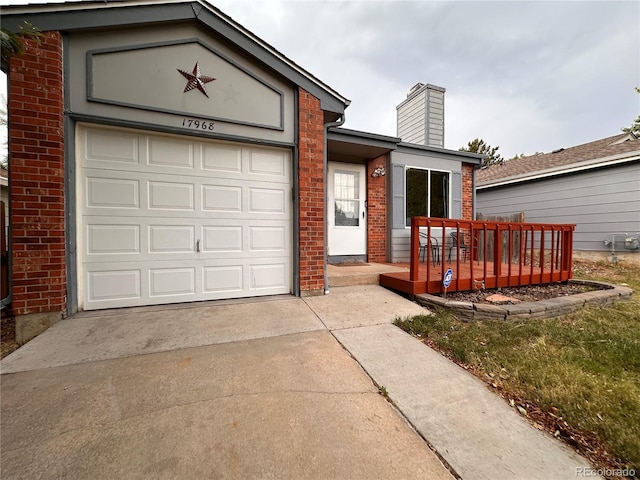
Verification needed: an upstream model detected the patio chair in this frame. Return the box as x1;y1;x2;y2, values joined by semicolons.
447;231;476;263
419;232;440;266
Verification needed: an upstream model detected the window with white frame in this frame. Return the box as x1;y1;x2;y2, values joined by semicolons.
334;170;360;227
405;167;450;226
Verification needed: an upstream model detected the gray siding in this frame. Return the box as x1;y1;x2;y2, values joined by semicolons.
451;171;462;219
426;88;444;148
67;24;296;144
390;149;463;262
396;85;445;148
391;227;412;262
391;163;405;229
476;162;640;253
397;93;426;145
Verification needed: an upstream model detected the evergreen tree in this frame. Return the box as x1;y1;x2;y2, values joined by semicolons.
459;138;505;168
621;87;640;136
1;22;42;168
1;21;42;70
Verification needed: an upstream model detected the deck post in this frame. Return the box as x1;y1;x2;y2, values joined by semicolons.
562;227;573;275
410;217;420;281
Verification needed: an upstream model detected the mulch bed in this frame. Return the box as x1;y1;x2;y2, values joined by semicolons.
1;308;18;359
438;282;599;304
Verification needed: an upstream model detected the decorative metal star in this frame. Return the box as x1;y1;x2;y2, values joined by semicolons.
177;62;216;98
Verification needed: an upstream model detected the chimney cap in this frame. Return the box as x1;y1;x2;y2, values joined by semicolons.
407;83;426;97
405;82;446;99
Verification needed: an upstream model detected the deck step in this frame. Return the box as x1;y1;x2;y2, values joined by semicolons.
327;263;409;288
329;272;381;287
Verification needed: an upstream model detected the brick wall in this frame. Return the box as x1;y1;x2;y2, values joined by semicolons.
367;154;387;262
462;163;475;220
297;89;325;295
8;32;66;316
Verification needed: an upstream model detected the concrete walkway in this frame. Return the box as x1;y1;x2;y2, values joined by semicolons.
1;285;597;479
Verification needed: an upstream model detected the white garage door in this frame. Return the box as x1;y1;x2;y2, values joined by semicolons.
77;125;292;310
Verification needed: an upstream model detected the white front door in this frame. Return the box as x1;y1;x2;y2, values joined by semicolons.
328;163;367;257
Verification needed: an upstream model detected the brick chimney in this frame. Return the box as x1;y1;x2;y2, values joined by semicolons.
396;83;445;148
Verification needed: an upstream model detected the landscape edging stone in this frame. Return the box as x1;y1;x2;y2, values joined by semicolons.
414;279;633;322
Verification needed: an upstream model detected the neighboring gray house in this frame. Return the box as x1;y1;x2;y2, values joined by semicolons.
476;133;640;262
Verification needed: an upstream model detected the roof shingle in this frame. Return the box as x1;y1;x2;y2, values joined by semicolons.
477;133;640;186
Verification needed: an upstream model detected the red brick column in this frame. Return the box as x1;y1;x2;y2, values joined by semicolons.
367;154;387;262
462;163;474;220
8;32;66;335
297;89;325;295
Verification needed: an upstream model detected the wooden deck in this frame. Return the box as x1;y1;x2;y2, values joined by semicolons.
380;217;575;296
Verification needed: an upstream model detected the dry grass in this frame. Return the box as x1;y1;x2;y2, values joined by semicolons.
395;259;640;474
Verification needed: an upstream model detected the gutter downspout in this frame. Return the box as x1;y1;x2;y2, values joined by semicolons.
323;115;345;294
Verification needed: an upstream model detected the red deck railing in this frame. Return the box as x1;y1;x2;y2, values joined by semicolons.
380;217;575;296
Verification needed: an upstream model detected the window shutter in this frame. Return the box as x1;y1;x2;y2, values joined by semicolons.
392;164;405;228
452;171;462;219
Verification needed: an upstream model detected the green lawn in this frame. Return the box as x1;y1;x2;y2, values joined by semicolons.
395;260;640;472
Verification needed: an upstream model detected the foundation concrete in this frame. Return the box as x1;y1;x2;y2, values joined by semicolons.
15;311;64;345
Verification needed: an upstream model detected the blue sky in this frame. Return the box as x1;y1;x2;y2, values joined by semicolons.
2;0;639;159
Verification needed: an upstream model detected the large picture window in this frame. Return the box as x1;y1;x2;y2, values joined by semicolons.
405;168;450;226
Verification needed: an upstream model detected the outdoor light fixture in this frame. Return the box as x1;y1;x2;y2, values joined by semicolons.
371;166;386;178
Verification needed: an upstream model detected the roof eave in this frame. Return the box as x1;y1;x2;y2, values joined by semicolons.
477;150;640;189
328;127;400;146
397;142;484;165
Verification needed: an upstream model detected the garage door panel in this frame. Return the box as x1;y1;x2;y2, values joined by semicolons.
149;267;196;297
83;170;290;219
79;125;292;310
202;185;242;212
83;260;291;309
249;226;286;252
203;265;244;293
149;225;195;253
82;127;290;181
148;181;195;210
248;149;286;177
85;129;139;166
87;270;141;302
202;226;243;252
248;187;286;214
250;263;287;290
202;143;242;172
86;177;140;209
83;218;290;262
147;220;290;257
87;225;140;255
147;137;194;168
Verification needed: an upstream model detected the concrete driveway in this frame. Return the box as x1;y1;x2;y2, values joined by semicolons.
1;286;449;480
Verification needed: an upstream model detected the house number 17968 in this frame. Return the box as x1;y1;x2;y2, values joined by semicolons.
181;118;215;131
